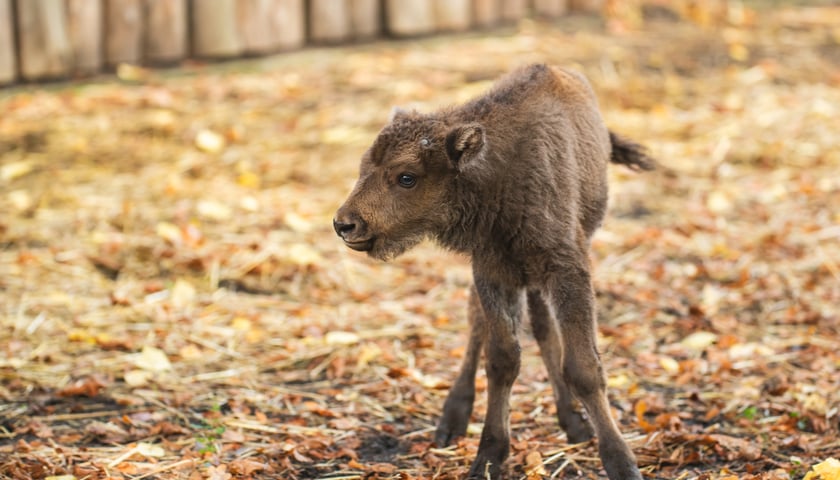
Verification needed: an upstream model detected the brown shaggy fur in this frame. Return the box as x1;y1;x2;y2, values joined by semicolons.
334;63;654;480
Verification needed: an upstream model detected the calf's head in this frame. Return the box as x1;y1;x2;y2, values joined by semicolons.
334;110;486;260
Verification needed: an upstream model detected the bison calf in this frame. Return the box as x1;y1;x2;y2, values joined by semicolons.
334;63;653;479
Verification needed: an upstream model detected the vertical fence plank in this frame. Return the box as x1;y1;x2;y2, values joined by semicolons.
105;0;143;66
569;0;603;12
192;0;241;58
533;0;568;18
501;0;528;22
238;0;276;54
17;0;72;80
309;0;351;44
66;0;103;75
386;0;435;37
472;0;500;27
349;0;380;39
434;0;470;32
144;0;187;64
272;0;305;50
0;0;15;84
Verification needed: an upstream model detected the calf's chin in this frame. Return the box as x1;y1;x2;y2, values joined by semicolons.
367;233;422;261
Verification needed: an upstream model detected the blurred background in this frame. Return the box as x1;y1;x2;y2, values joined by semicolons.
1;1;839;479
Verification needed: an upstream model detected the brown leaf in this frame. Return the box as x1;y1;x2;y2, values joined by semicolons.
525;451;547;478
370;463;398;474
57;377;105;398
85;421;130;443
205;465;232;480
635;399;655;432
149;421;189;436
228;458;269;475
19;420;53;439
292;448;313;463
706;434;762;461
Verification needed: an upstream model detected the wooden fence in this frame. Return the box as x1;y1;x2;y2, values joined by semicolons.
0;0;603;86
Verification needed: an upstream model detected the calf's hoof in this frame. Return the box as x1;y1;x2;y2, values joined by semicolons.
434;394;473;446
560;410;595;444
601;443;643;480
466;456;503;480
434;418;467;447
465;437;509;480
604;462;642;480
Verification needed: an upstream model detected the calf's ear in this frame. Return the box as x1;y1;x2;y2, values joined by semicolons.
445;123;485;167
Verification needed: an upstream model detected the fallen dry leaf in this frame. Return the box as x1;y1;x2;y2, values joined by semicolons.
228;458;268;475
805;458;840;480
134;346;172;372
194;129;226;153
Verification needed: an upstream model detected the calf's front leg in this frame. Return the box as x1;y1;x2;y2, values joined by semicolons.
466;277;522;480
435;284;485;446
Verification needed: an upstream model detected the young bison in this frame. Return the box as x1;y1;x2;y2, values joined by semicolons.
334;63;654;479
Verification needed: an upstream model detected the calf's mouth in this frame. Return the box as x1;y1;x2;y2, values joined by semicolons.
343;238;374;252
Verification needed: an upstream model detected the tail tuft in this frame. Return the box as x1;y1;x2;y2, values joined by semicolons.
609;131;656;171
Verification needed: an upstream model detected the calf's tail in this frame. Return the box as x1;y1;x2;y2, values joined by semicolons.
609;131;656;171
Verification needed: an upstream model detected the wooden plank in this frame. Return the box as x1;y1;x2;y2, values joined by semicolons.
434;0;471;32
309;0;351;44
349;0;380;39
191;0;241;58
144;0;187;64
0;0;16;84
16;0;73;80
569;0;604;12
472;0;500;27
271;0;305;50
66;0;103;75
501;0;528;22
105;0;143;66
385;0;435;37
238;0;276;54
533;0;568;18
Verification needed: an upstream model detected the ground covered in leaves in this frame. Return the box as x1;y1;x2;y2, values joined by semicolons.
2;3;839;480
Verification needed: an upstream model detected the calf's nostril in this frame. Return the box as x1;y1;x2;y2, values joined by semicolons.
333;219;356;237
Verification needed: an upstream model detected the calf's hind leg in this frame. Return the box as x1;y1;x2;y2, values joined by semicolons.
526;289;595;443
435;284;485;446
550;267;641;480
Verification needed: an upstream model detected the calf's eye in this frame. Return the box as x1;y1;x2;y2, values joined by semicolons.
420;138;431;147
397;173;417;188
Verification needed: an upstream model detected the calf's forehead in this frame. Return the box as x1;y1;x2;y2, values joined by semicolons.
374;117;443;157
364;136;419;173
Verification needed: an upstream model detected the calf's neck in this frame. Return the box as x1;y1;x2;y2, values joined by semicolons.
334;63;654;480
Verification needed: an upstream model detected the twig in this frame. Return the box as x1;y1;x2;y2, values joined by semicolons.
549;459;571;479
135;391;191;424
268;385;328;401
107;445;140;468
130;458;196;480
183;366;257;383
187;334;245;359
33;409;141;422
400;426;436;439
224;418;344;436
